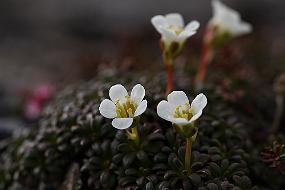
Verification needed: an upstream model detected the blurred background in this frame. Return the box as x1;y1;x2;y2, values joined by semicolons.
0;0;285;136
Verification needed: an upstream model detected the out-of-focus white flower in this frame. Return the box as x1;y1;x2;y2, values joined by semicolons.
151;13;200;47
157;91;207;125
210;0;252;37
99;84;147;129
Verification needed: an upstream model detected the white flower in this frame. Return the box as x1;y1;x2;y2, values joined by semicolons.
157;91;207;125
210;0;252;37
99;84;147;130
151;13;200;47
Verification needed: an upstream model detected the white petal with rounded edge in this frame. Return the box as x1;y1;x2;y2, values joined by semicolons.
212;0;223;21
157;100;175;122
131;84;145;104
185;21;200;32
212;0;239;23
109;84;128;103
221;11;240;33
211;0;251;37
165;13;184;27
167;91;189;107
151;15;166;33
189;110;203;123
191;93;207;114
160;27;177;41
112;118;133;129
177;30;196;42
134;100;147;117
172;118;189;125
233;22;252;36
99;99;116;119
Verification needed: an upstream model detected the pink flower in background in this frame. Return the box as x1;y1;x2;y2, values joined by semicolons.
24;83;55;120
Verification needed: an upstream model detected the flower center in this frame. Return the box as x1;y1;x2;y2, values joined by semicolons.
115;96;138;118
166;25;183;35
173;103;193;120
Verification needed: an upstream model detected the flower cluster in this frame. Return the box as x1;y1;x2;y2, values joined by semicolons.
150;1;253;93
98;0;249;176
99;84;207;174
99;84;207;132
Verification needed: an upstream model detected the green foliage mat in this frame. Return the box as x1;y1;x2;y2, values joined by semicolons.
0;75;283;190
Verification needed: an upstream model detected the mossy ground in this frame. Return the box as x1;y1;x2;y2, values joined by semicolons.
0;74;284;190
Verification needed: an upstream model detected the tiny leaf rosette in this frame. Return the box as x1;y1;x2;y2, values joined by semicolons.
99;84;147;129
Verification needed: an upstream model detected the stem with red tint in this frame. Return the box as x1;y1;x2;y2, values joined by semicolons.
163;55;174;95
166;63;174;95
195;26;215;90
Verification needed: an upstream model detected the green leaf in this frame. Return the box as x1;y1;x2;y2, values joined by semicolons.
123;152;136;167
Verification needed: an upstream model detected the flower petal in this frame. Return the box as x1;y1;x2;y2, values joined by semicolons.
189;110;203;123
112;118;133;129
160;27;177;42
157;100;175;122
212;0;240;23
165;13;184;27
191;93;207;114
233;22;252;36
134;100;147;117
185;21;200;32
173;118;190;125
109;84;128;103
151;15;166;33
131;84;145;104
167;91;189;107
99;99;116;119
211;0;251;36
177;30;196;42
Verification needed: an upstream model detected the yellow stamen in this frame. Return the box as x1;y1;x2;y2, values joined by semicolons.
173;102;193;121
115;96;138;118
167;25;184;35
127;108;134;117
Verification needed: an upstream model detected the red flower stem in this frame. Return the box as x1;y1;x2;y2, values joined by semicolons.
163;55;174;95
195;45;214;87
195;26;215;90
166;64;173;95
